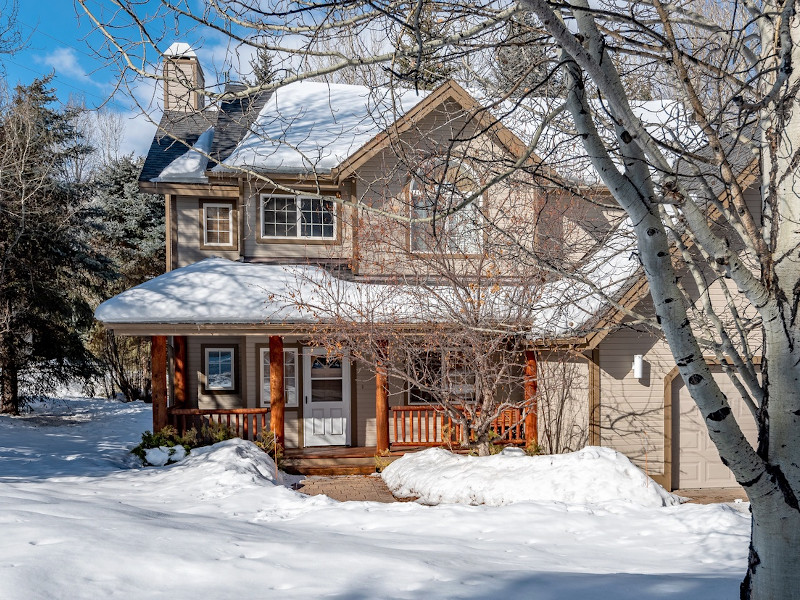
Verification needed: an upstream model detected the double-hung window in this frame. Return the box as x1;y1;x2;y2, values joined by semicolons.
261;195;336;240
202;203;234;246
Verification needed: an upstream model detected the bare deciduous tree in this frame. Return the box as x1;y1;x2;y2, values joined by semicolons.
78;0;800;595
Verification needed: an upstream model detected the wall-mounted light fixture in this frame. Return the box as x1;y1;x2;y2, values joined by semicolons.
632;354;644;379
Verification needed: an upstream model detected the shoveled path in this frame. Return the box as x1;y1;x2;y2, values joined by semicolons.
295;475;399;503
297;477;749;505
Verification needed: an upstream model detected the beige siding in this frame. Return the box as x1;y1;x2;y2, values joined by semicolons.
241;180;354;262
175;197;240;267
537;352;590;453
598;328;672;477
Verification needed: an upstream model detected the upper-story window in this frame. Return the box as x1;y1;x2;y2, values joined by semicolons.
202;202;234;247
261;195;336;240
409;160;482;254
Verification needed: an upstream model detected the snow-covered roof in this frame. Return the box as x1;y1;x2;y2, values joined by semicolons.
95;218;639;338
152;126;214;183
212;81;429;174
473;93;697;184
164;42;197;58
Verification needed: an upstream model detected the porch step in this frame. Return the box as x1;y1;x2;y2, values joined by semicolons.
289;465;376;476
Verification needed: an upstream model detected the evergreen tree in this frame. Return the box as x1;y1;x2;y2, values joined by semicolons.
393;1;455;91
248;47;277;87
87;155;164;401
0;77;108;413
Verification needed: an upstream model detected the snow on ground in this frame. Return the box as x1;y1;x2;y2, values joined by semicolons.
0;397;750;599
381;446;681;507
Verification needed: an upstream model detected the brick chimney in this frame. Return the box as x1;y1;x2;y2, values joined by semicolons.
163;42;205;112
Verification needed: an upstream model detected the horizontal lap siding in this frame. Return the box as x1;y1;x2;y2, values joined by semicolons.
175;197;239;267
599;329;671;477
189;335;247;410
537;353;590;453
241;181;353;261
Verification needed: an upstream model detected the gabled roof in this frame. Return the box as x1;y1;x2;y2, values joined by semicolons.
211;81;430;175
139;83;271;184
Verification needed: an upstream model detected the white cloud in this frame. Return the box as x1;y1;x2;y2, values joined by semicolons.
36;47;89;80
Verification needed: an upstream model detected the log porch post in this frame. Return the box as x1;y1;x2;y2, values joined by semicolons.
375;340;390;453
151;335;168;432
524;350;538;448
269;336;285;449
173;336;188;409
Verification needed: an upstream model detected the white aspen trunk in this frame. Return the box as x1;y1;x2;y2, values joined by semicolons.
742;13;800;596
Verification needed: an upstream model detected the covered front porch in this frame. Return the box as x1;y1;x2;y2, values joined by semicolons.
149;334;540;473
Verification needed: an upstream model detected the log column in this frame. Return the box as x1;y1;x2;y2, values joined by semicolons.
524;350;538;448
375;340;390;453
173;336;188;409
151;335;168;432
269;336;285;449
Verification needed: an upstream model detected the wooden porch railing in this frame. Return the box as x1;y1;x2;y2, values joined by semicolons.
391;406;528;447
167;408;271;441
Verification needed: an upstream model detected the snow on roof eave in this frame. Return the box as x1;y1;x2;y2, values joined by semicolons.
152;127;215;183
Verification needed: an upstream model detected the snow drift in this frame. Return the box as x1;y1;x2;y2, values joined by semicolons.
381;446;682;507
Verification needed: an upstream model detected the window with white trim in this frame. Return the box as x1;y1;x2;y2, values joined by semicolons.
261;195;336;240
203;203;234;246
261;348;298;407
205;348;235;390
410;160;481;254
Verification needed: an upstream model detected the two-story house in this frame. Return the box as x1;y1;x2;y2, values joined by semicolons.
96;44;759;489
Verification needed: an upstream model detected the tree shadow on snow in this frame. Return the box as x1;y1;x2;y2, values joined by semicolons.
331;571;739;600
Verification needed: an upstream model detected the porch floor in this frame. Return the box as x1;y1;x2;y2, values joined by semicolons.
284;445;429;459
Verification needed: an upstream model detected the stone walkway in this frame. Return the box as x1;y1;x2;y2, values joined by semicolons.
674;487;748;504
295;475;399;503
295;477;749;505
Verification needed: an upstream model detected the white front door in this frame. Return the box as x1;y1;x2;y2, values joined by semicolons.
303;348;351;446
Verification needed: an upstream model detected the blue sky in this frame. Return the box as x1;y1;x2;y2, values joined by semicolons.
4;2;159;157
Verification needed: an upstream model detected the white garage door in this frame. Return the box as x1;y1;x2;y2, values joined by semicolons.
674;369;758;488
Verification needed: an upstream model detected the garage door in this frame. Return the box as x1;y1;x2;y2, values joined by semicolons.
673;368;758;488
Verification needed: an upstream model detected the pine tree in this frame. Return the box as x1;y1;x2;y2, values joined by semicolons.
87;155;164;401
248;47;277;87
393;1;455;91
0;77;108;413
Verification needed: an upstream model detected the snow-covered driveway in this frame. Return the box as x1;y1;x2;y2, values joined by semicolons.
0;398;749;599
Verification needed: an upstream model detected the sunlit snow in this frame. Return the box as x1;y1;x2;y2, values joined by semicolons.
0;397;750;599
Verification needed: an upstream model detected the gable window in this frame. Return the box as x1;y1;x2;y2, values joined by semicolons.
203;203;234;246
408;349;476;404
260;347;298;407
205;348;235;390
410;160;481;254
261;195;336;240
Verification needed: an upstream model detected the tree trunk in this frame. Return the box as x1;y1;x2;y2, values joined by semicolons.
0;352;19;415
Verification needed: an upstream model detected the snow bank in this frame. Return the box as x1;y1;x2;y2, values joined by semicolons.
382;446;681;507
0;397;750;600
